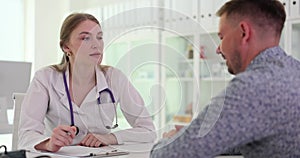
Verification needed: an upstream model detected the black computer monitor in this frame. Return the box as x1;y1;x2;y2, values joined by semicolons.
0;60;32;109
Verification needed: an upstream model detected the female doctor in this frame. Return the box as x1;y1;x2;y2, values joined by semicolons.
18;13;156;152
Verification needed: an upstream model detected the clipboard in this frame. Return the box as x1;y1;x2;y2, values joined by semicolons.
34;145;130;157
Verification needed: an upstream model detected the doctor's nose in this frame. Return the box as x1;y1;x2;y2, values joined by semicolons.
91;39;102;49
91;44;97;49
91;42;102;50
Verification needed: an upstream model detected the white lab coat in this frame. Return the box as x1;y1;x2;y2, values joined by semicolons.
18;65;156;150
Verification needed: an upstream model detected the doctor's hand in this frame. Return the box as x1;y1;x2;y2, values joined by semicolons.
35;125;77;152
79;133;118;147
162;125;184;138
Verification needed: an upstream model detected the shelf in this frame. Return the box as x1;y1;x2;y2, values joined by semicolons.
132;78;155;82
201;77;233;82
167;77;193;82
171;115;192;126
178;59;194;63
167;77;233;82
171;121;191;126
179;58;222;63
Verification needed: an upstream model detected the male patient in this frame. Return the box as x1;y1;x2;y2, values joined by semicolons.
150;0;300;157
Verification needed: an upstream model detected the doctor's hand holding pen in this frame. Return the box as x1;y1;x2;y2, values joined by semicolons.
35;125;118;151
35;125;77;152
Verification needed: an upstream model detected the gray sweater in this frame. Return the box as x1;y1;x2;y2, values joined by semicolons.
150;46;300;158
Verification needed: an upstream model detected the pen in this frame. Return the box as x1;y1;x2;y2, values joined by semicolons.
66;131;72;136
88;149;129;157
89;150;118;156
64;126;77;136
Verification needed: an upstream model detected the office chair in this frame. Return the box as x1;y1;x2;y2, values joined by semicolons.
11;93;26;151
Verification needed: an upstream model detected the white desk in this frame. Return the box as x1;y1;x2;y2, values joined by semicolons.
26;143;244;158
26;142;153;158
107;142;153;157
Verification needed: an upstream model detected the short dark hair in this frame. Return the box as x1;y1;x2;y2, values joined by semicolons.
216;0;286;37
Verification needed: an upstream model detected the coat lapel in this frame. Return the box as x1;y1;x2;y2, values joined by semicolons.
52;69;72;111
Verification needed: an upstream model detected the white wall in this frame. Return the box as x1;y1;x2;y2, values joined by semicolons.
69;0;125;11
28;0;125;72
25;0;70;72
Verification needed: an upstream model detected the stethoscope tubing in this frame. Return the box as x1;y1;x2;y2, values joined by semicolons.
63;71;76;127
62;71;118;135
98;88;118;129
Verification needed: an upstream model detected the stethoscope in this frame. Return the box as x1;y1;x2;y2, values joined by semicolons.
63;71;118;135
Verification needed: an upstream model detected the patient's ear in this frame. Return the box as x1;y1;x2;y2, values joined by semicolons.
239;21;251;43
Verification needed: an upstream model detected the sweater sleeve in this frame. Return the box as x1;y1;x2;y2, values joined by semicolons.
150;75;275;158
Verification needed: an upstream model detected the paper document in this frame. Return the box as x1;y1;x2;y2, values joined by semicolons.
41;145;129;157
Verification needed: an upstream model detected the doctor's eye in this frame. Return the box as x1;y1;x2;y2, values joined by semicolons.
80;35;91;41
83;37;91;41
97;36;103;40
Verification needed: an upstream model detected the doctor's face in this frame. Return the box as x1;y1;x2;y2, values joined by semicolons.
66;20;104;66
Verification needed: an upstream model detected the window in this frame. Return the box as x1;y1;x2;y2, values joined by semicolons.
0;0;24;61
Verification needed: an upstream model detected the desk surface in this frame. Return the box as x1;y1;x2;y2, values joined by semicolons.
26;142;154;158
26;143;244;158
